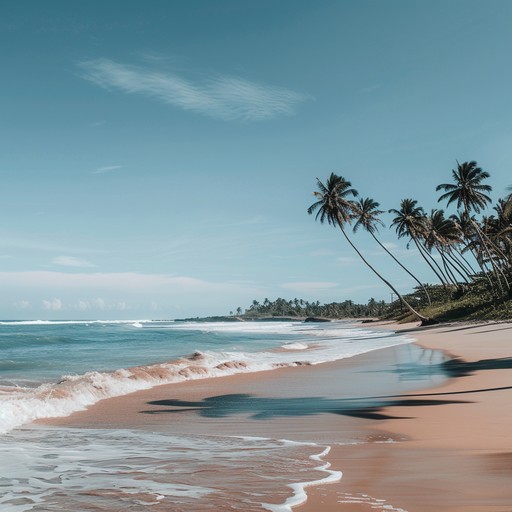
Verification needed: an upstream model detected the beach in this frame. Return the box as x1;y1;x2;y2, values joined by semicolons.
40;320;512;511
301;320;512;512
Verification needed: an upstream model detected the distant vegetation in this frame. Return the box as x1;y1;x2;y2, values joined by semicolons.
230;297;388;319
308;161;512;324
182;162;511;325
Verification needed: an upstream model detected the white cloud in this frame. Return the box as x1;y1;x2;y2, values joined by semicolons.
79;58;310;122
42;298;62;311
0;271;264;318
93;165;122;174
0;236;105;255
71;298;132;312
52;256;96;268
13;300;31;309
310;249;335;257
337;256;357;266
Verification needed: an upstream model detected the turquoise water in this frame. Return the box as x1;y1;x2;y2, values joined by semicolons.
0;320;308;386
0;320;437;511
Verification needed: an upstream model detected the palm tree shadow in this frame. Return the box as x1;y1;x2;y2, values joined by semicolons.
141;393;471;421
141;355;512;421
442;357;512;377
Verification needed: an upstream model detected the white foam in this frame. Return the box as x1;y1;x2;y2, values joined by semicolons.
281;342;309;350
261;445;342;512
1;428;335;512
0;322;414;433
0;319;152;326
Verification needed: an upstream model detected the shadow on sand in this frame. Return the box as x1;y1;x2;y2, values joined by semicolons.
141;355;512;421
142;393;473;421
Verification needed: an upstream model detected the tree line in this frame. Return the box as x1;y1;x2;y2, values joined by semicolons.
230;297;387;319
308;161;512;325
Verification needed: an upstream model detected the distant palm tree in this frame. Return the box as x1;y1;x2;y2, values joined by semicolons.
425;209;470;285
449;212;479;274
353;197;431;305
436;161;492;212
389;199;449;286
486;199;512;271
437;161;509;292
308;173;433;324
504;186;512;220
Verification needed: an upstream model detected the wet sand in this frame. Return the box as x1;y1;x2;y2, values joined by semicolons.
301;320;512;512
44;321;512;511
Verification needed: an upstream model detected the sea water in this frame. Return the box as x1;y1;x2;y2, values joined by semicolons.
0;320;441;511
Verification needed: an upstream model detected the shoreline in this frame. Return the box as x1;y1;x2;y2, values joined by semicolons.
40;320;512;511
300;320;512;511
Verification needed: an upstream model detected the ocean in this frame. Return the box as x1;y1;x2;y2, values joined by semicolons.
0;320;445;511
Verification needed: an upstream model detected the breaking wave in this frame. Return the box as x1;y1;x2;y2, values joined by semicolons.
0;322;413;434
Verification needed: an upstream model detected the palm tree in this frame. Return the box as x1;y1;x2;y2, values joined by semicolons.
308;173;434;325
436;161;509;292
486;199;512;271
425;209;471;286
449;212;480;275
353;197;431;305
389;199;450;286
436;161;492;212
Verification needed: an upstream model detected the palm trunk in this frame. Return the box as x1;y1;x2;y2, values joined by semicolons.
443;249;471;283
451;246;478;277
463;235;498;292
471;218;509;294
412;237;449;286
437;247;462;285
464;200;510;293
370;232;432;305
337;219;434;325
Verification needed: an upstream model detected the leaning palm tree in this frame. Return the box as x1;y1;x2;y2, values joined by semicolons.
486;199;512;271
308;173;433;325
436;161;509;292
353;197;431;305
425;209;471;286
503;186;512;223
449;212;480;275
389;199;450;286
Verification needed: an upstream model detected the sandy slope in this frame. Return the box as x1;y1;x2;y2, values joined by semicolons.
300;321;512;512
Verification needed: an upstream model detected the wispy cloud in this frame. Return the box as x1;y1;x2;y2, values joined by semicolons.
337;256;357;266
93;165;122;174
79;58;310;121
52;256;96;268
13;300;31;309
42;298;63;311
310;249;335;257
0;236;105;255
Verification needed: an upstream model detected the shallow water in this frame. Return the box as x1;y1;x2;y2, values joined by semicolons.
1;427;339;512
0;320;447;511
0;320;415;433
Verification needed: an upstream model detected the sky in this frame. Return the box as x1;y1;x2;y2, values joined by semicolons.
1;0;512;319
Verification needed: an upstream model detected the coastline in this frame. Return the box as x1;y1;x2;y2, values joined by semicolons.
41;320;512;511
300;320;512;511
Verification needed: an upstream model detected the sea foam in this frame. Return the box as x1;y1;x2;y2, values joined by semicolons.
1;428;331;512
0;322;413;433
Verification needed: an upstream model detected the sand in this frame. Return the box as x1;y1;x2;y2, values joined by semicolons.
301;320;512;512
43;320;512;511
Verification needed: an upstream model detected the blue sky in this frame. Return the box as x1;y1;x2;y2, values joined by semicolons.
1;0;511;319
